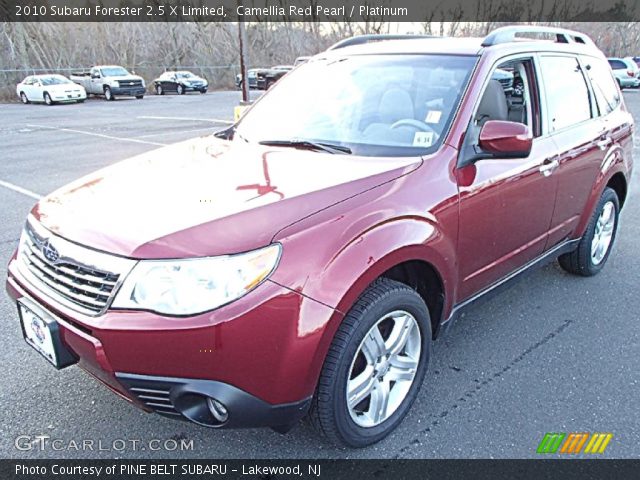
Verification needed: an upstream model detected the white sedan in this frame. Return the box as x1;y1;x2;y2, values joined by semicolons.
17;74;87;105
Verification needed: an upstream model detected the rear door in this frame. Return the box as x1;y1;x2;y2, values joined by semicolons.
537;55;606;247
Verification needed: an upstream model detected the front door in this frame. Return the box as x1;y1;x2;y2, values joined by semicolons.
456;57;560;300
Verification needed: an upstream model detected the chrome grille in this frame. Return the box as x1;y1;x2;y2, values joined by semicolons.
17;217;136;316
498;77;513;89
118;79;143;87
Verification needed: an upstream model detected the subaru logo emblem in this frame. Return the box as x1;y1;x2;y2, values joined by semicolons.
42;240;60;264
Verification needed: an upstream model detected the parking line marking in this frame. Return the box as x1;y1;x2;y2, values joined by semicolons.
0;179;42;200
137;115;233;124
135;126;216;139
26;124;167;146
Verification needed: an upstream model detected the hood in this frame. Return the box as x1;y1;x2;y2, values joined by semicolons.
108;75;144;82
47;83;84;92
32;137;420;259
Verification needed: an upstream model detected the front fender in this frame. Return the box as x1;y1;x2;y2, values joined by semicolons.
271;212;457;398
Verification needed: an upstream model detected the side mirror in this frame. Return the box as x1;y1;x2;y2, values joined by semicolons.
478;120;532;158
91;74;100;79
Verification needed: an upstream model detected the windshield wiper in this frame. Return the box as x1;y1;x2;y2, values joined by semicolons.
258;139;352;154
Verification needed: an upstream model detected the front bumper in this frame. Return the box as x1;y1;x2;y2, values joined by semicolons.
620;77;640;88
52;92;86;102
6;257;337;429
117;373;311;430
184;84;207;91
111;86;146;96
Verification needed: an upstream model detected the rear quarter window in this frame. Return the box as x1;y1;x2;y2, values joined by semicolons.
583;57;621;115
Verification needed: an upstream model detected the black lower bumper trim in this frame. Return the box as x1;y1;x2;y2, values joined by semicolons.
116;373;311;430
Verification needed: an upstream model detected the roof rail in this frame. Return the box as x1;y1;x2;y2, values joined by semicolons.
482;26;594;47
327;34;434;51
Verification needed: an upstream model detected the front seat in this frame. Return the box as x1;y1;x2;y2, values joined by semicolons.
363;88;416;144
475;79;508;125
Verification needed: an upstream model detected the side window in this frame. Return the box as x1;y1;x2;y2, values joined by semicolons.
608;59;626;70
474;57;540;136
539;56;592;131
583;58;621;116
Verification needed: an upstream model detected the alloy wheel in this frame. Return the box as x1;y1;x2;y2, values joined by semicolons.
346;310;421;428
591;200;616;265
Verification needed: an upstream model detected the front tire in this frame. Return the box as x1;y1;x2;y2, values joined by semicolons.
136;95;144;99
177;84;185;95
309;278;431;447
104;86;114;101
558;187;620;276
156;85;164;95
43;92;53;105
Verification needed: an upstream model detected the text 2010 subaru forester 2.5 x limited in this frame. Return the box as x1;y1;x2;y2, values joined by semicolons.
6;27;633;447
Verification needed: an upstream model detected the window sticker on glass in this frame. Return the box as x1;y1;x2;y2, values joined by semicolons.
425;110;442;124
413;131;435;147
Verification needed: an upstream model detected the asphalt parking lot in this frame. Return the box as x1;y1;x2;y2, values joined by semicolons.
0;90;639;459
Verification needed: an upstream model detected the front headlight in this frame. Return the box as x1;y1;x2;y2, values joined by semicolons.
112;244;281;316
111;80;120;87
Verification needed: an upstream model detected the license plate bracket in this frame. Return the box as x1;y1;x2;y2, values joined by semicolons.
18;299;77;369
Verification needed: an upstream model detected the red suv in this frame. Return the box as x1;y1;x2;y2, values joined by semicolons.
6;26;633;447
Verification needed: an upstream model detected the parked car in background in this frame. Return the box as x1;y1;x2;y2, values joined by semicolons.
71;65;145;100
153;71;208;95
235;69;259;90
7;27;633;449
607;57;640;89
491;67;514;92
256;65;294;89
16;74;86;105
631;56;640;68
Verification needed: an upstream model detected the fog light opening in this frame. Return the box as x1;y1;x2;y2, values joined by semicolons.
207;397;229;424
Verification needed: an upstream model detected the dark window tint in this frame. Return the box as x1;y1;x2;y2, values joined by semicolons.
585;58;621;115
608;59;627;70
540;56;592;131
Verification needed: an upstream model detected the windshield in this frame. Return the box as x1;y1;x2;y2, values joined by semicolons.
176;72;195;78
101;67;130;77
40;75;73;85
236;54;476;156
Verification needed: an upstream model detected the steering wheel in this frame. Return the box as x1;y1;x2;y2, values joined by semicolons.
390;119;437;132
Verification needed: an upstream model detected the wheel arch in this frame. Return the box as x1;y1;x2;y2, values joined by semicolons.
607;171;628;209
574;161;629;238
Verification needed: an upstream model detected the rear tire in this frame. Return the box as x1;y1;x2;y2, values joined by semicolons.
558;187;620;277
20;92;29;104
309;278;431;448
43;92;53;105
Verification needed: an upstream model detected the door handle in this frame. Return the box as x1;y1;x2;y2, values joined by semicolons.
597;137;613;150
540;157;559;177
